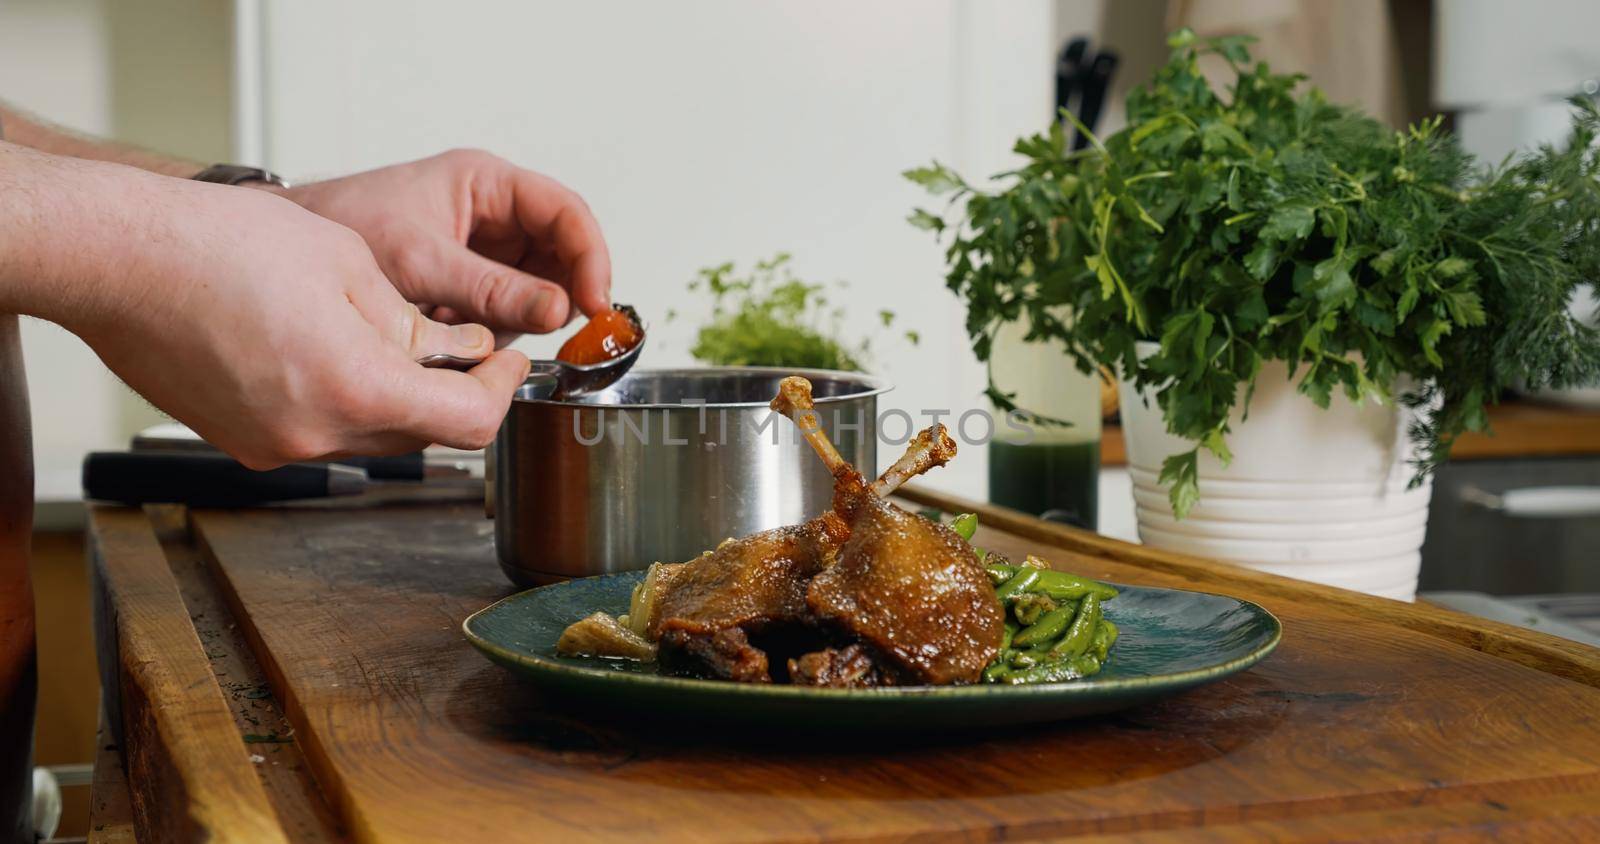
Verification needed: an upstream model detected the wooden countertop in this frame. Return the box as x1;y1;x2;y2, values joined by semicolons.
87;492;1600;842
1100;399;1600;467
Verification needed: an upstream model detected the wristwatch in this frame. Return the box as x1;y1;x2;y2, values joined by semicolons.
192;163;292;190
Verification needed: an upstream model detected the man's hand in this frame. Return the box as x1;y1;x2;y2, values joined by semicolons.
282;149;612;340
0;145;528;468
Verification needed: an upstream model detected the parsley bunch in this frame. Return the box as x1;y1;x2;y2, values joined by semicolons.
682;253;917;372
909;29;1600;516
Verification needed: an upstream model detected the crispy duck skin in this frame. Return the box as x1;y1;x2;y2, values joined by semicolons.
803;492;1003;685
648;380;953;682
649;518;847;642
645;375;998;685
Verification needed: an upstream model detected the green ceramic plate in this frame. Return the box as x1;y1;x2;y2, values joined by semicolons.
463;571;1281;729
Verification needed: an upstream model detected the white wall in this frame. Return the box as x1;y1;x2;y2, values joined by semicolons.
0;0;124;503
253;0;1057;495
4;0;1069;505
1;0;234;508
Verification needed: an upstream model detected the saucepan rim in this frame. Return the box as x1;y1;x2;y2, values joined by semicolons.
513;365;893;410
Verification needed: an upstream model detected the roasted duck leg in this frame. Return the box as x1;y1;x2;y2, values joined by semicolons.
561;376;986;685
770;377;1004;686
643;381;957;682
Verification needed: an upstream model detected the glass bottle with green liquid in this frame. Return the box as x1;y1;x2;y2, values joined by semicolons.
987;315;1101;530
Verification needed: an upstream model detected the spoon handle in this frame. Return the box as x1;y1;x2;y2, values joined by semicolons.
415;353;489;371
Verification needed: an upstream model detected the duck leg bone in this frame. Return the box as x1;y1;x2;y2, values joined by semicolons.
770;376;850;478
770;376;956;498
870;424;957;498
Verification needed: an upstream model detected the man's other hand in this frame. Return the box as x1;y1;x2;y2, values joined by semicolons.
281;150;612;342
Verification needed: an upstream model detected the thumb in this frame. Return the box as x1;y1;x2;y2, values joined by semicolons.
346;269;499;363
396;236;572;333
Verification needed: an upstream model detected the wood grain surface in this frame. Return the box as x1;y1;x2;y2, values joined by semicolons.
147;505;346;843
81;492;1592;843
88;718;136;844
88;507;288;844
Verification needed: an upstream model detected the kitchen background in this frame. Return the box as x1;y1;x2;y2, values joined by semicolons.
7;0;1594;528
3;0;1591;524
8;0;1600;837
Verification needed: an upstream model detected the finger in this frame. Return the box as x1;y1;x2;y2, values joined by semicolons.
400;235;573;334
345;267;498;362
315;434;434;462
381;349;530;449
425;306;520;348
475;164;612;317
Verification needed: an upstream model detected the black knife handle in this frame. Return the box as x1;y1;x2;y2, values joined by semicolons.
339;452;426;481
82;452;362;506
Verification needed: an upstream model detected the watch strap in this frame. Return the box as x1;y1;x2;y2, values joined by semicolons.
192;163;291;189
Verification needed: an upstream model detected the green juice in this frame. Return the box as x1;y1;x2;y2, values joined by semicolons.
985;311;1103;531
988;439;1100;530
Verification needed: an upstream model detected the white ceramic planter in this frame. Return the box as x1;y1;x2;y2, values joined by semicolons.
1118;346;1432;601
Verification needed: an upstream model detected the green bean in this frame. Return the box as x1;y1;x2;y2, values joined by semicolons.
999;620;1019;650
949;512;979;542
1010;593;1057;627
1028;570;1119;602
1006;645;1060;669
1049;593;1102;659
985;562;1017;585
1012;601;1079;648
994;567;1040;602
982;661;1010;683
1004;654;1101;684
1091;618;1119;662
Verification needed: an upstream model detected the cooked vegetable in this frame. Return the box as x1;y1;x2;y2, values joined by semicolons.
945;513;1121;684
1000;620;1019;650
1011;601;1077;648
556;611;658;661
995;654;1102;685
1030;570;1119;602
1010;592;1058;627
1049;593;1102;660
624;560;688;638
986;562;1017;584
1091;618;1119;662
994;567;1041;602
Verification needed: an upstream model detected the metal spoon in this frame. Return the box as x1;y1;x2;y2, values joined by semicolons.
416;333;644;400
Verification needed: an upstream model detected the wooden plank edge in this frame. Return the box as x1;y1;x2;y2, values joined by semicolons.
88;506;290;844
148;506;347;843
189;514;381;844
898;486;1600;688
88;714;137;844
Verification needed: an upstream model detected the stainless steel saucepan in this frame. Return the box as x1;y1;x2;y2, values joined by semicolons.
490;367;888;586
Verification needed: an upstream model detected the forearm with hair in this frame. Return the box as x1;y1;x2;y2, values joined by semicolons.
0;141;190;325
0;102;202;178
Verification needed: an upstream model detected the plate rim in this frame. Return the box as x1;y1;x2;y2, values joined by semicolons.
462;572;1283;702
